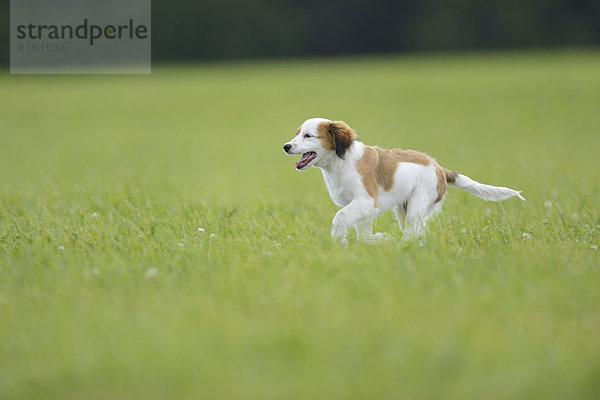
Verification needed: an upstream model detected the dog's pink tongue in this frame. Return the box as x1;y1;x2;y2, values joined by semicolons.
295;153;310;168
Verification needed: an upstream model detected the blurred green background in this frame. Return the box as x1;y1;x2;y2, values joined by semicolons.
1;1;600;400
1;0;600;64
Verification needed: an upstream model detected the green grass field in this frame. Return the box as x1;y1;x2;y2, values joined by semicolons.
1;50;599;400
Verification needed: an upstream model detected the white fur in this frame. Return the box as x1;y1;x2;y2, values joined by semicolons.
284;118;525;243
451;174;526;201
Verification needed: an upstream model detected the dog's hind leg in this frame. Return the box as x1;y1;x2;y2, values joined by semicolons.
404;191;434;240
393;203;407;233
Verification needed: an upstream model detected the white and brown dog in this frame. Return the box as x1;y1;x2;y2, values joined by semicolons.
283;118;525;243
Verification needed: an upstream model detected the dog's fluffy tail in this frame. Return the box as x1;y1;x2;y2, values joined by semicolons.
445;169;526;202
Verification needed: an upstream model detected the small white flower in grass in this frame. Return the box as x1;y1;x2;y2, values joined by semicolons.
591;245;598;250
276;243;282;247
144;267;158;280
209;233;216;239
177;242;185;247
137;234;144;238
58;246;65;251
522;232;532;240
91;212;99;218
544;200;553;209
198;227;205;233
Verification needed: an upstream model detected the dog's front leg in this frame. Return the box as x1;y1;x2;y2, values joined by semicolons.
356;219;393;243
355;219;374;241
331;197;377;243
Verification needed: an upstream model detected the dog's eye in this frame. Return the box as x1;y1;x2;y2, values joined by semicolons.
304;134;311;138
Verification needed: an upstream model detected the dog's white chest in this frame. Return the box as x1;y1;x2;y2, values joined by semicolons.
321;169;355;207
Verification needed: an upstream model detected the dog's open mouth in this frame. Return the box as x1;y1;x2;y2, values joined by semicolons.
295;151;317;170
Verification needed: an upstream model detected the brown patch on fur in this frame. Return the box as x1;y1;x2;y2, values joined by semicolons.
434;163;447;202
356;146;379;204
296;126;301;135
434;166;458;202
374;148;431;191
317;120;357;158
357;146;434;206
445;169;457;184
317;122;335;151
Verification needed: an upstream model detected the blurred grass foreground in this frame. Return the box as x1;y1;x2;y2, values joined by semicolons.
1;50;600;400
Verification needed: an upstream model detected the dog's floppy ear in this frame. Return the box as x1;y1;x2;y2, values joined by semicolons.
327;121;357;159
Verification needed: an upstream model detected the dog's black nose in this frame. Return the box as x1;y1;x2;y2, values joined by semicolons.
283;144;292;152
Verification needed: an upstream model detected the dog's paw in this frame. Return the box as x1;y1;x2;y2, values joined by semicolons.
336;237;349;246
361;232;393;244
373;232;393;240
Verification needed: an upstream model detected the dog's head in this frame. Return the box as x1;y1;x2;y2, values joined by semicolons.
283;118;357;170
